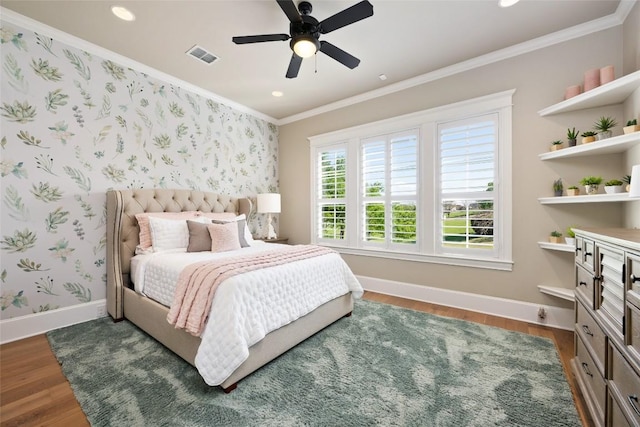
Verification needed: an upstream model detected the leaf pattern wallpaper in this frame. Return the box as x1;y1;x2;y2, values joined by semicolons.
0;22;279;319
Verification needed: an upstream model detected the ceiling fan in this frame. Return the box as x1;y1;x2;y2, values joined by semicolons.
232;0;374;79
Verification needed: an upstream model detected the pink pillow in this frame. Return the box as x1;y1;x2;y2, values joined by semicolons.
208;222;241;253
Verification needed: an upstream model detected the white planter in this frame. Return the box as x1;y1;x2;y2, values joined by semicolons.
565;237;575;247
604;185;624;194
584;184;599;195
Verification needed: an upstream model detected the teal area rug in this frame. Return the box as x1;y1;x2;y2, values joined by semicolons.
47;300;580;426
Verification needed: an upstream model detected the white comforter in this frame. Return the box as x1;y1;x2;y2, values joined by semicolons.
131;243;363;386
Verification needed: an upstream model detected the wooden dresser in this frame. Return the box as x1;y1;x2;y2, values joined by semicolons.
572;228;640;427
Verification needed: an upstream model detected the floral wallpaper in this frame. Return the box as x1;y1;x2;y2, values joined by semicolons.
0;22;279;319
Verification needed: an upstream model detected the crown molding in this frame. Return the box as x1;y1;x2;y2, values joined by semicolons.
0;7;278;125
277;3;630;126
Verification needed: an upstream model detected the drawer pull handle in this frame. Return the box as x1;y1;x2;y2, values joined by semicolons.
628;395;640;417
585;252;592;258
631;274;639;284
579;281;587;287
581;362;593;378
593;275;602;282
581;325;593;336
575;247;581;254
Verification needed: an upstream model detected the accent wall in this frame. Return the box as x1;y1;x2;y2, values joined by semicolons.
0;20;278;320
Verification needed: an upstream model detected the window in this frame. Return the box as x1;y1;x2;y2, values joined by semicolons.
361;130;418;250
315;146;347;243
437;116;497;257
309;90;513;270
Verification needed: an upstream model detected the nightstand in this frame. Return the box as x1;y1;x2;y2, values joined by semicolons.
256;237;289;244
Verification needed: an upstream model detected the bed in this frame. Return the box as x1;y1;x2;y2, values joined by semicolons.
106;188;361;392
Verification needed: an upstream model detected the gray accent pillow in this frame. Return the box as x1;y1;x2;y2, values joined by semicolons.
212;218;249;248
186;219;213;252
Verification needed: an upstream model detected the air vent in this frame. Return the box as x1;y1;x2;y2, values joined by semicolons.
186;45;219;65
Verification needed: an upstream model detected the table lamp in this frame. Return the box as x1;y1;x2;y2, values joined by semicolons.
257;193;281;239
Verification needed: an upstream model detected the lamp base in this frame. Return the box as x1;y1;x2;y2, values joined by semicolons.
265;213;278;240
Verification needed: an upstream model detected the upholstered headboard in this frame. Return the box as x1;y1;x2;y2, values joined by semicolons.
106;189;251;319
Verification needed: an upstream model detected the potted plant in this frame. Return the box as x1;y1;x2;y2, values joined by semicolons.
580;176;602;195
549;231;563;244
567;185;580;196
567;127;579;147
553;178;563;196
593;116;617;140
623;119;640;135
581;131;597;144
565;227;576;247
604;179;624;194
550;140;564;151
624;174;632;192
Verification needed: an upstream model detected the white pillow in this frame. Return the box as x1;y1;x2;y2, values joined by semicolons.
149;216;192;252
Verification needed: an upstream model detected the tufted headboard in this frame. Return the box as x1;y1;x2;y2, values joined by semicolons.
106;189;251;319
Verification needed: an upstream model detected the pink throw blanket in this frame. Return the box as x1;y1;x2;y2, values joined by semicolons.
167;245;335;336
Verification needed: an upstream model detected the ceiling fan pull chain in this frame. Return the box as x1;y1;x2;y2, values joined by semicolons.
315;53;318;74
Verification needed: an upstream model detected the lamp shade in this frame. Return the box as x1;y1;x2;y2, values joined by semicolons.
629;165;640;198
257;193;281;213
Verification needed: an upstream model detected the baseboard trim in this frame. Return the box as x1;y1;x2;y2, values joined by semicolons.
358;275;574;331
0;299;107;344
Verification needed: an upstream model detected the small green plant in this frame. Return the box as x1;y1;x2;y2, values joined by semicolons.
567;127;579;139
551;140;563;145
580;176;603;186
623;175;632;184
567;185;579;190
550;231;562;237
593;116;617;132
605;179;623;186
627;119;637;126
553;178;563;191
581;131;597;137
566;227;575;238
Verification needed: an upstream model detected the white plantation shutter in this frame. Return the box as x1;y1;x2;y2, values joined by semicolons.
438;114;497;255
309;90;512;270
361;130;418;249
316;146;347;242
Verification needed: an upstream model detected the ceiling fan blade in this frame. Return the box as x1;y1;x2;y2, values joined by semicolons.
319;41;360;69
277;0;302;23
232;34;290;44
319;0;373;34
285;53;303;79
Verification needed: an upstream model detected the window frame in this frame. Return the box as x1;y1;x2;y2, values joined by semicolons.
309;90;514;271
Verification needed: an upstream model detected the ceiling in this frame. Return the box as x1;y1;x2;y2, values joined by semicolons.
1;1;627;121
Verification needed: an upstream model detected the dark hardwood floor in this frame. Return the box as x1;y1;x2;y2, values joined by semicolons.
0;291;591;426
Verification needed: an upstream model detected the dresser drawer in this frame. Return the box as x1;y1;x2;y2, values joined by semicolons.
608;391;637;427
576;299;606;375
609;344;640;426
576;264;596;309
575;335;606;426
583;239;595;271
628;302;640;365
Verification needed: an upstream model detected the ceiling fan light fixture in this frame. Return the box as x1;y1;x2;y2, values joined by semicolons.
292;36;319;58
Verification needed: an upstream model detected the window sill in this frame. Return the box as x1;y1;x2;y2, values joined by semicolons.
321;245;514;271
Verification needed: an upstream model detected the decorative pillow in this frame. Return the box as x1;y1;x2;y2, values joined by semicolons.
186;219;213;252
211;214;252;248
148;216;190;252
135;211;200;250
208;222;241;253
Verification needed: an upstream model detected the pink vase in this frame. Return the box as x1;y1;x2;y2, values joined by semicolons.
600;65;614;85
583;68;600;91
564;85;582;100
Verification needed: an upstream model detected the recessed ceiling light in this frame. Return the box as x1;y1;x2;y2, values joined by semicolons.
111;6;135;21
378;74;387;81
272;91;283;97
498;0;520;7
